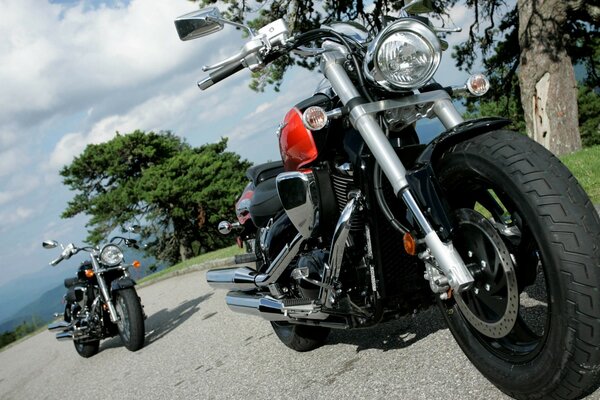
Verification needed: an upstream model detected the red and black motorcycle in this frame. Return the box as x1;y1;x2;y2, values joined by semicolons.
175;2;600;398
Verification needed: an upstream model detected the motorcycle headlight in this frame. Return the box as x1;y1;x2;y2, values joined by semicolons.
364;19;441;91
99;244;124;267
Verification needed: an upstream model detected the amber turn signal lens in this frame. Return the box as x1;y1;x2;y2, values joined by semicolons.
132;260;141;269
85;269;95;278
403;233;416;256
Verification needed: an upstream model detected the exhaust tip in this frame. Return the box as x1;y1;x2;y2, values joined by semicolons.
48;321;71;332
206;266;258;291
55;331;73;341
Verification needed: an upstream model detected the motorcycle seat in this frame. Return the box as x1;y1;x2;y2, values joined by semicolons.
246;161;284;186
249;176;283;227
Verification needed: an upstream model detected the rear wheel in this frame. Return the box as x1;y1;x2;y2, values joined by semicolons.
436;130;600;399
271;322;330;352
114;288;145;351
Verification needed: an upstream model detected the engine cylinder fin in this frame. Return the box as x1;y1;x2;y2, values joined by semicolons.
332;172;364;231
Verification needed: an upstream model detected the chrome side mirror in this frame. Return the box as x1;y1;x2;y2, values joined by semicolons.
175;7;224;41
42;240;59;249
402;0;434;14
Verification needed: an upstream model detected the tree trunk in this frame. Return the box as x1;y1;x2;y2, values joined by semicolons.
517;0;582;156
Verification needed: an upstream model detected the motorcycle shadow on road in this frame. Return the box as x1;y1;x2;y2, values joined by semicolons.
326;306;447;353
100;292;213;352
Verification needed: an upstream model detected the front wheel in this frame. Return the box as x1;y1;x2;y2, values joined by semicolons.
74;340;99;358
436;131;600;399
114;288;145;351
271;322;330;352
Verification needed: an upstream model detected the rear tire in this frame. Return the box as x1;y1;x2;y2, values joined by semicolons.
74;340;99;358
271;322;330;352
436;131;600;399
114;288;145;351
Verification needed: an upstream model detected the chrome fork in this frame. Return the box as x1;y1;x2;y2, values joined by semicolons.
90;256;120;323
320;50;474;293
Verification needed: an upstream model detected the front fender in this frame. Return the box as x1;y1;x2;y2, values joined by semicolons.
415;117;511;166
111;277;136;292
404;117;511;239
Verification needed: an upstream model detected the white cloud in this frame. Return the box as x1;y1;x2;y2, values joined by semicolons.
0;175;40;207
49;132;87;170
0;0;204;127
0;147;26;177
0;206;36;230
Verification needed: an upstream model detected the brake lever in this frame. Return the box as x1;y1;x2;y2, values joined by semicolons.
291;46;328;57
202;38;266;72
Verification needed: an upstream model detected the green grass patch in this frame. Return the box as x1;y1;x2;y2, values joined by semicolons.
561;145;600;204
138;245;244;284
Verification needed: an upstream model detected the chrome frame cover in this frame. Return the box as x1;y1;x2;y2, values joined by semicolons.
276;171;319;239
363;18;442;91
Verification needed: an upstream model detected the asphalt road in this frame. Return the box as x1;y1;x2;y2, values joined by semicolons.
1;267;599;400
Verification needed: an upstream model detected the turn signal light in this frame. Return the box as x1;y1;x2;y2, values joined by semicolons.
85;269;95;278
302;106;328;131
403;233;417;256
466;74;490;96
132;260;141;269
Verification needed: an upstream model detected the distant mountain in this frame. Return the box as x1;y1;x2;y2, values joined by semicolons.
0;284;64;333
0;265;72;324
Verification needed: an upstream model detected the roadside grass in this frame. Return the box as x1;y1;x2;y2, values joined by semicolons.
561;145;600;204
138;245;244;285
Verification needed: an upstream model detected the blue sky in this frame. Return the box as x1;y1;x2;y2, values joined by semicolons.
0;0;481;297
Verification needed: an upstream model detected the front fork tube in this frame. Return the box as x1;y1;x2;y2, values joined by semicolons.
91;257;120;323
321;51;474;293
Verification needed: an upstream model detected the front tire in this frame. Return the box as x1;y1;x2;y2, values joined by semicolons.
74;340;99;358
271;322;330;352
114;288;145;351
436;131;600;399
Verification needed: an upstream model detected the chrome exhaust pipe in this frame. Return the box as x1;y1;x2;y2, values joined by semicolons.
206;233;305;291
206;266;258;291
48;321;71;332
225;291;288;321
55;331;73;341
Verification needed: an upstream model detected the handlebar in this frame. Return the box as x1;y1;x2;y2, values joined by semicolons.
198;60;245;90
50;255;64;267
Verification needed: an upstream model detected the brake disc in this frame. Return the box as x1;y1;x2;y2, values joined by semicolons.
452;208;519;339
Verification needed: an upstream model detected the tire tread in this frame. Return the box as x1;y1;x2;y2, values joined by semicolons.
441;131;600;399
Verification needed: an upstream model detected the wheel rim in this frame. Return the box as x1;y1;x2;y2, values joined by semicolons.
453;208;519;339
444;175;551;362
115;295;131;344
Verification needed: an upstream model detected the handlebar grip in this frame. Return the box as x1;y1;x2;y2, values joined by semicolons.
198;61;245;90
50;256;64;266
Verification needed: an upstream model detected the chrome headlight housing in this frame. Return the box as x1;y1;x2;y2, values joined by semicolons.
364;19;442;91
99;244;124;266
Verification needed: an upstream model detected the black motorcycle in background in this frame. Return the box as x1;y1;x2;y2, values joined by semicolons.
44;228;145;357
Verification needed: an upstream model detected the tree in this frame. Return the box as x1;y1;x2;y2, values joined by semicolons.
190;0;598;154
61;131;251;264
